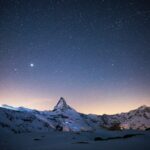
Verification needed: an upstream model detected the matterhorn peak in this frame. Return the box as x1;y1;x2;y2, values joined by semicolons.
53;97;72;111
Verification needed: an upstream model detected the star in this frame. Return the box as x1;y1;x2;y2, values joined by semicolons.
30;63;34;67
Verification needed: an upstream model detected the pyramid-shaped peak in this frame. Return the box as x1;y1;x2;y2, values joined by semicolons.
57;97;67;107
53;97;71;111
59;97;67;103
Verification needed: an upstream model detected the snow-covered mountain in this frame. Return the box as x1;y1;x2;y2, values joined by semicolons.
99;105;150;130
1;104;35;112
0;98;150;133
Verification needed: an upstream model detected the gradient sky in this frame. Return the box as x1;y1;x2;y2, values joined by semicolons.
0;0;150;114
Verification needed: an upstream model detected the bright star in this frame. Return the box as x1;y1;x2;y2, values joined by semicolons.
30;63;34;67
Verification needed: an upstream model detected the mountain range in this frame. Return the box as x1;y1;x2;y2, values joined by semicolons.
0;97;150;133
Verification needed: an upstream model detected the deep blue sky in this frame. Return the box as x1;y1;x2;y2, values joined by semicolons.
0;0;150;114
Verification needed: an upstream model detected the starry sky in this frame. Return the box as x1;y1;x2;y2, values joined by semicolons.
0;0;150;114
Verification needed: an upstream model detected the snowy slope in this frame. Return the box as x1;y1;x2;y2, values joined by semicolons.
1;104;35;112
99;105;150;130
49;97;93;132
119;105;150;130
0;107;53;133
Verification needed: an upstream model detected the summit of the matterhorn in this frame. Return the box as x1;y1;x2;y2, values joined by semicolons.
53;97;73;112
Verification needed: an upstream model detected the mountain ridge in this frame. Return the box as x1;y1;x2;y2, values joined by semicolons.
1;99;149;115
0;97;150;133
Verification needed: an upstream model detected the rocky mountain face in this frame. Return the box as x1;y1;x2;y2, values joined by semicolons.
0;98;150;133
53;97;73;111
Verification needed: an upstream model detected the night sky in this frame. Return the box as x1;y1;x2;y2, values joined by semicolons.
0;0;150;114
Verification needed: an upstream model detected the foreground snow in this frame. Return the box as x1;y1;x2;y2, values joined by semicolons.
0;130;150;150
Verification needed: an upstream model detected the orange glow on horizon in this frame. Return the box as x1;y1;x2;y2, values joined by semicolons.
0;85;150;115
0;95;150;115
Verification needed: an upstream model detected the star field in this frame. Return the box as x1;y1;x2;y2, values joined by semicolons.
0;0;150;114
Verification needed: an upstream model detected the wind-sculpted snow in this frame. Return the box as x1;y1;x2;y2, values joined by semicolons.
0;98;150;133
